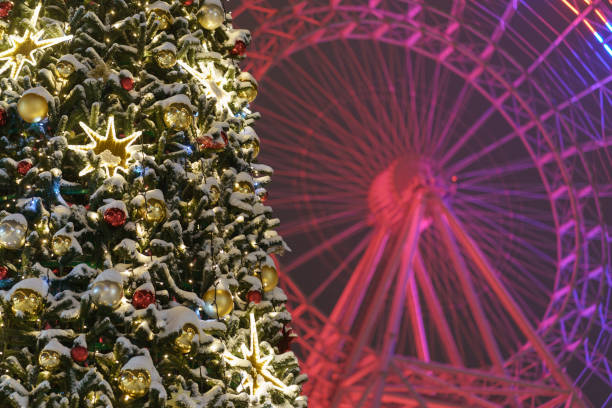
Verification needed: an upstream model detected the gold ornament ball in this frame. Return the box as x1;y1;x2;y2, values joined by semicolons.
52;234;72;256
39;350;62;372
163;103;192;130
56;61;75;78
11;288;44;318
197;2;225;30
91;280;124;309
174;325;197;354
145;199;166;224
151;9;172;30
237;72;258;103
244;139;260;159
18;93;49;123
119;369;151;399
260;265;279;292
156;50;177;69
234;181;254;195
209;185;220;205
0;216;28;250
203;287;233;318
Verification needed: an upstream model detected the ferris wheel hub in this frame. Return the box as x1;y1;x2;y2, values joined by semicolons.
368;156;451;226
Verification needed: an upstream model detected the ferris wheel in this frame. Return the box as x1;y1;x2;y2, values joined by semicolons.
233;1;612;407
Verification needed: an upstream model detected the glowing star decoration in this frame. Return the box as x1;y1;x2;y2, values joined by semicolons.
69;117;142;177
177;60;233;114
0;4;73;80
223;312;289;396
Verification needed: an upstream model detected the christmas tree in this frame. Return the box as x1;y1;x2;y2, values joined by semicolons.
0;0;306;406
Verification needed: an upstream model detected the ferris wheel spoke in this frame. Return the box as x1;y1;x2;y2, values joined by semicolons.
308;232;372;304
331;197;424;408
439;105;498;167
281;59;386;174
282;220;369;275
433;209;506;372
258;90;373;169
446;131;518;175
438;198;581;395
368;199;424;408
370;42;410;150
413;254;463;365
432;81;474;154
279;209;364;237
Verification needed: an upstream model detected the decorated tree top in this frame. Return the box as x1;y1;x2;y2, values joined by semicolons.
0;0;306;407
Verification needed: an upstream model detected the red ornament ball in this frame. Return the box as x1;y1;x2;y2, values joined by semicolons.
133;289;156;309
231;41;247;56
120;77;134;91
0;108;7;126
71;346;89;363
197;135;226;151
17;160;32;176
246;290;262;304
0;266;8;280
182;0;193;5
104;207;127;227
0;1;13;18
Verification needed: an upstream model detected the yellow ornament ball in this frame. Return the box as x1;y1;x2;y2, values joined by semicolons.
244;139;260;159
209;185;220;205
163;103;192;130
234;181;254;195
39;350;62;371
18;92;49;123
145;199;166;224
174;325;197;354
197;1;225;30
11;288;44;318
203;287;233;318
52;234;72;256
56;60;75;78
156;49;177;69
151;9;172;30
119;369;151;398
237;72;258;103
260;265;279;292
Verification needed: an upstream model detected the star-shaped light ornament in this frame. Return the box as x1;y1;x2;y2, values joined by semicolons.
0;4;73;79
177;60;233;114
68;116;142;177
224;312;290;397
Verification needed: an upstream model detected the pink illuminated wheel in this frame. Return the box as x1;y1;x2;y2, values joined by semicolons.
233;1;612;407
